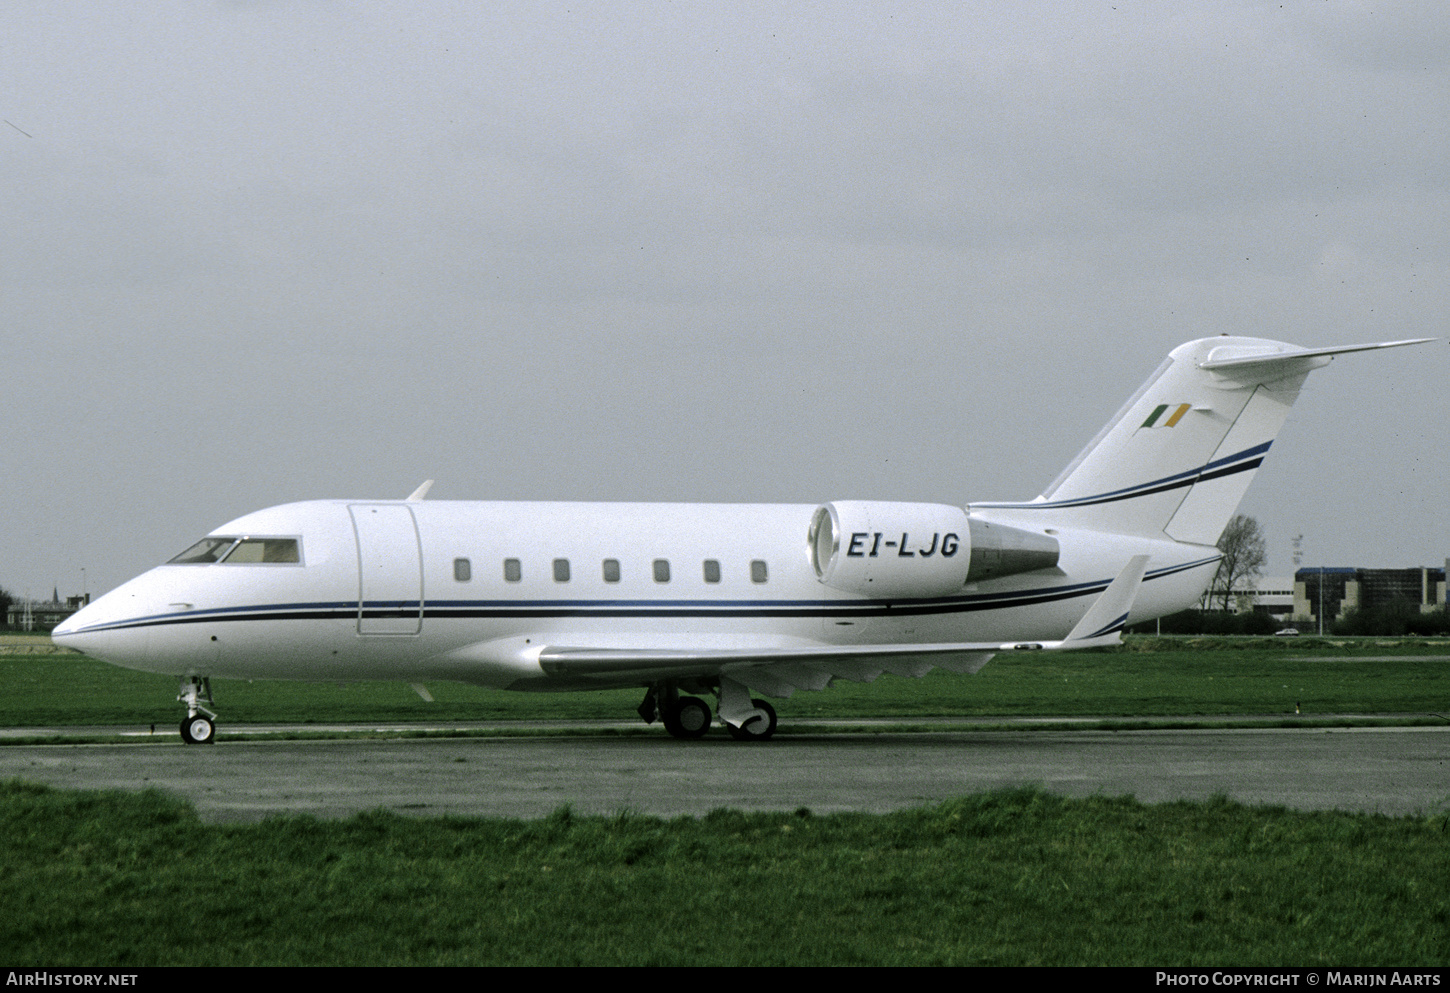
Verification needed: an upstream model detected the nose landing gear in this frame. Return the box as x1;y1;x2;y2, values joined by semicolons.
181;714;215;744
177;676;217;745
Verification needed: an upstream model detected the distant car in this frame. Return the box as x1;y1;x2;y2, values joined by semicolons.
1275;627;1300;637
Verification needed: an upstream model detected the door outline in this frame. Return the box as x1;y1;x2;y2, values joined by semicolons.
349;504;423;636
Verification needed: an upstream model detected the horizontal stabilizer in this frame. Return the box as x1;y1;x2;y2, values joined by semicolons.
1198;338;1433;374
1194;334;1432;376
977;335;1435;543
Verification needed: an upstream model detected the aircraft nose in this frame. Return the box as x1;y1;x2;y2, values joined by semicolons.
50;590;140;663
51;600;100;650
51;603;88;639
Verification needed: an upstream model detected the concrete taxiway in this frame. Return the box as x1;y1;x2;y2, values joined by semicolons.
1;723;1446;822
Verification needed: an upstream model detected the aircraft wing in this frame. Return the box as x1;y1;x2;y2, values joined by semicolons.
537;556;1150;697
538;642;1000;692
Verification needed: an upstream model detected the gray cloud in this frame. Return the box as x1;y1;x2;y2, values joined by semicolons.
2;0;1445;597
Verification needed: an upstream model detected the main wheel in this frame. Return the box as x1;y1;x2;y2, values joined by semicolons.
726;698;778;742
180;715;215;745
662;696;712;739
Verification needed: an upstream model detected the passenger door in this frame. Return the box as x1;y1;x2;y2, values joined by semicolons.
349;504;423;635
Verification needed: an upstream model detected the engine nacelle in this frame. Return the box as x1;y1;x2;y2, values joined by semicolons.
808;501;1062;598
963;517;1061;581
808;501;971;598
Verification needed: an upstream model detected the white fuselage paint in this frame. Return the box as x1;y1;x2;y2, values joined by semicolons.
55;498;1216;690
60;336;1428;704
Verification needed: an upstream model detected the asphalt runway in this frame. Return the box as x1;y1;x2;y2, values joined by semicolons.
2;724;1447;822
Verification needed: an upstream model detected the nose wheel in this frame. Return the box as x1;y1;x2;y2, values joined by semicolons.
180;715;215;744
177;676;217;745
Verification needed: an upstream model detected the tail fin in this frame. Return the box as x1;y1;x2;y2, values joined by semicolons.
976;336;1431;545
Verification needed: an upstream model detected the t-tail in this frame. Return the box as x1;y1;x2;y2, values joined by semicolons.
976;336;1432;545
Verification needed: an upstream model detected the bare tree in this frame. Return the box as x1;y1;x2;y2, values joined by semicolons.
1208;515;1268;612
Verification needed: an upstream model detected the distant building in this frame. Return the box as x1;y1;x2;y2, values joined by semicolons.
1292;566;1447;627
1235;577;1296;620
5;594;89;632
1208;566;1447;628
1211;577;1294;616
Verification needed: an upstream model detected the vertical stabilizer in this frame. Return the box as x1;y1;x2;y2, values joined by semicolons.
975;336;1431;545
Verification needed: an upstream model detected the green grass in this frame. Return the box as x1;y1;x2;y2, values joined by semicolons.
1;636;1445;729
4;637;1446;965
2;780;1445;966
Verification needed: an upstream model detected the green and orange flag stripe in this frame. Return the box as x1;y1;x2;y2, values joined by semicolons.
1141;403;1191;428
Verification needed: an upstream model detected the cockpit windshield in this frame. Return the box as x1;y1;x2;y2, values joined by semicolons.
227;538;301;563
168;537;301;565
169;537;238;564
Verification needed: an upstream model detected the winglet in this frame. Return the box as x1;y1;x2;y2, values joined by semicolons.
406;480;434;502
1061;554;1150;645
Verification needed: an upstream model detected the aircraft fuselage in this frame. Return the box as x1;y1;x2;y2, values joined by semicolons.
54;334;1432;742
57;498;1214;690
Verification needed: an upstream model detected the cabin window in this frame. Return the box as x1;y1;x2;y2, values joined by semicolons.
703;559;721;583
751;559;768;584
653;559;670;583
602;559;621;583
454;558;471;582
504;558;522;582
553;558;570;582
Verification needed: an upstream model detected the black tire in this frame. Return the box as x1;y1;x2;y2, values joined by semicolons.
725;698;777;742
180;715;215;745
663;696;712;739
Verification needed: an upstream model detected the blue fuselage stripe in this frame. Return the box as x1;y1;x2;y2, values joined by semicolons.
976;442;1270;511
66;557;1218;634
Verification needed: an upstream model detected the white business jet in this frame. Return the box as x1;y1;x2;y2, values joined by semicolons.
53;335;1430;743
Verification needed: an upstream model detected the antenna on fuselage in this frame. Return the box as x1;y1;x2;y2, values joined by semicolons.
406;479;434;501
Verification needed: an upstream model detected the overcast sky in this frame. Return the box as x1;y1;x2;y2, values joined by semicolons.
3;1;1446;599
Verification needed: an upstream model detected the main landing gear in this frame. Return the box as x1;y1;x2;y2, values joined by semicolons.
662;695;713;739
638;678;778;742
178;676;217;745
724;698;777;742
